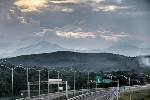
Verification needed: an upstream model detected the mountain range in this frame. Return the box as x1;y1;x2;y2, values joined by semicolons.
0;41;150;58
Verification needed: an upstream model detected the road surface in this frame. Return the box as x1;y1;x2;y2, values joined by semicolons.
79;91;109;100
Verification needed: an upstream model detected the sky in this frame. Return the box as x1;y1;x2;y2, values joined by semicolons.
0;0;150;54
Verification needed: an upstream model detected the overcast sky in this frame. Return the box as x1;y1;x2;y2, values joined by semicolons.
0;0;150;53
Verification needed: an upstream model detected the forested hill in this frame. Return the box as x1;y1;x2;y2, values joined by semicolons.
0;51;141;71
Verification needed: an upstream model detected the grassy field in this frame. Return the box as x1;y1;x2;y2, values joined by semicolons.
114;89;150;100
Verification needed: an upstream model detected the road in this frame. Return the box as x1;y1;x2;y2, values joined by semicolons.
26;89;110;100
79;91;109;100
25;84;150;100
27;90;79;100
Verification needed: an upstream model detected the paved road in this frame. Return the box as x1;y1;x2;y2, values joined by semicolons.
27;90;80;100
79;91;109;100
25;84;150;100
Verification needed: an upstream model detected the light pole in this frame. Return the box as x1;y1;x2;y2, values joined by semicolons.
122;75;131;100
60;69;69;99
117;80;119;100
95;72;98;91
74;71;76;97
30;67;43;99
1;64;21;100
12;68;14;100
129;77;131;100
70;67;76;97
39;70;41;100
58;71;60;100
87;71;89;92
48;69;50;100
84;70;90;93
110;75;113;86
26;68;29;98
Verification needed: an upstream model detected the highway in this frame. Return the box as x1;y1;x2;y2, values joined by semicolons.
79;91;109;100
26;89;110;100
24;84;150;100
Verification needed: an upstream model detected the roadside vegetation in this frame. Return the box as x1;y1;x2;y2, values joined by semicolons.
114;89;150;100
0;63;150;99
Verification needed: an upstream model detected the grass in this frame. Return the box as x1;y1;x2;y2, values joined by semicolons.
114;89;150;100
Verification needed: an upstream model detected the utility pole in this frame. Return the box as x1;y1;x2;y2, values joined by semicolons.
48;70;49;100
87;71;89;93
12;68;14;100
27;68;29;97
39;70;40;100
129;77;131;100
117;80;119;100
58;71;60;100
74;71;76;97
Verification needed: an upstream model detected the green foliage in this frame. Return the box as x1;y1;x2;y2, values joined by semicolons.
0;51;141;71
0;52;150;98
114;90;150;100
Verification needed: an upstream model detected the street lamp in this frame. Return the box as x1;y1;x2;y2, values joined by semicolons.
117;80;119;100
47;68;58;100
83;70;90;93
29;67;43;100
129;77;131;100
121;75;131;100
26;68;29;98
1;63;22;100
39;70;41;100
48;69;50;100
58;71;60;100
74;71;76;97
87;71;89;92
69;67;76;97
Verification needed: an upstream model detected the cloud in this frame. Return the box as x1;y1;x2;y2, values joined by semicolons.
14;0;49;12
96;28;149;48
0;0;150;54
62;8;74;12
56;31;95;38
30;20;147;50
0;5;28;27
92;4;132;12
50;0;79;3
0;4;41;50
115;0;122;4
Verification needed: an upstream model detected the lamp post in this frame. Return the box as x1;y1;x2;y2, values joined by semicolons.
12;68;14;100
121;75;131;100
87;71;89;92
70;67;76;97
39;70;41;100
60;69;69;99
58;71;60;100
74;71;76;97
26;68;29;98
117;80;119;100
30;67;42;100
83;70;90;93
48;69;50;100
129;77;131;100
12;66;22;100
1;64;22;100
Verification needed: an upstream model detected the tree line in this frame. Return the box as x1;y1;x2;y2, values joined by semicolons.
0;62;150;99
